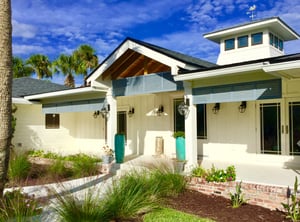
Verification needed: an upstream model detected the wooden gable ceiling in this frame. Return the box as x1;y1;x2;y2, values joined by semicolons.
101;49;171;80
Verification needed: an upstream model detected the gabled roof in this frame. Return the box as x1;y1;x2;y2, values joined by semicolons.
127;38;216;68
13;77;70;98
204;17;300;43
87;37;216;83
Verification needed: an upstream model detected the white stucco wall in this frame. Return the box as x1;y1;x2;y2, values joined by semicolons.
117;92;183;158
12;104;106;157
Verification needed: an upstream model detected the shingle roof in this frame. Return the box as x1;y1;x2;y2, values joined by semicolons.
126;37;216;69
13;77;70;98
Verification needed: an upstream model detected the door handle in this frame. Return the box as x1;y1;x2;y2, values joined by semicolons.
286;125;289;134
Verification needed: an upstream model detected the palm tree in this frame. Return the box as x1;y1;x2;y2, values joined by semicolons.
26;54;52;79
73;44;98;85
12;57;33;78
53;54;76;88
0;0;12;197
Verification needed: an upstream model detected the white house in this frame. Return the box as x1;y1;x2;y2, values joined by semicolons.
12;17;300;175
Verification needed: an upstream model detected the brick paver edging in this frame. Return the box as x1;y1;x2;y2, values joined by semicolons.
187;177;290;210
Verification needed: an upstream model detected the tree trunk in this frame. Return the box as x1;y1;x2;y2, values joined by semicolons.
0;0;12;197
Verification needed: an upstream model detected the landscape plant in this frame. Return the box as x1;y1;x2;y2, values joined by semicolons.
8;153;31;182
0;189;43;221
282;176;300;222
191;165;236;182
53;160;187;222
48;159;73;179
229;181;247;208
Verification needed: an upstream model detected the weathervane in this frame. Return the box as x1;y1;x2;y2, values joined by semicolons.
247;5;256;21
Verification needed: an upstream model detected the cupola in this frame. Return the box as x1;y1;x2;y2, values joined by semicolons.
203;17;300;65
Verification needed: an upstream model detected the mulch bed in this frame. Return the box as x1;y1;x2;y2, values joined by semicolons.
166;189;291;222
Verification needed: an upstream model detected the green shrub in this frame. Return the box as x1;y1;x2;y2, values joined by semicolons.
191;166;207;178
191;165;236;182
9;154;31;182
0;189;42;221
206;165;236;182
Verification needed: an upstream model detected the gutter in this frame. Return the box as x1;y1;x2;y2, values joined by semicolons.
174;62;266;81
24;86;108;100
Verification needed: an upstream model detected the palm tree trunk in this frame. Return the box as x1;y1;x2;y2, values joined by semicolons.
0;0;12;197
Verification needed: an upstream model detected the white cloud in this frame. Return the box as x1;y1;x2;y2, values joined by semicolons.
12;20;37;38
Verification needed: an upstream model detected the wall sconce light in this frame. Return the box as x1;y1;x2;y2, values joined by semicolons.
156;105;164;116
128;107;135;117
212;103;220;114
178;98;190;118
93;110;100;118
238;101;247;113
100;104;110;118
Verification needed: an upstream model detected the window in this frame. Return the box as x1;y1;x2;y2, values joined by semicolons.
260;103;281;154
274;36;279;48
197;104;207;139
117;111;127;139
251;32;263;45
225;38;235;50
279;39;283;51
45;114;60;129
174;99;185;132
269;33;274;45
238;35;248;48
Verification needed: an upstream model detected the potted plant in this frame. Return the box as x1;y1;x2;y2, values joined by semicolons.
102;145;114;164
173;131;185;161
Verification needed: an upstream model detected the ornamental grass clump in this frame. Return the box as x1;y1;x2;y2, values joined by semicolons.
53;159;186;222
0;189;43;221
8;153;31;182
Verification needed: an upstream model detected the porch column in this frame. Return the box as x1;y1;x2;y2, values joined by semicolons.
184;82;198;168
106;89;117;151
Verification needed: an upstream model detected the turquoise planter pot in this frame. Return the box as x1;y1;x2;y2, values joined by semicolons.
115;134;125;163
176;137;185;161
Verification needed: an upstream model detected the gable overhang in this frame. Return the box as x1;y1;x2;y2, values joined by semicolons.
87;39;191;84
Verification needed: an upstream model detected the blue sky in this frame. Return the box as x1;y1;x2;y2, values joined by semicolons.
12;0;300;85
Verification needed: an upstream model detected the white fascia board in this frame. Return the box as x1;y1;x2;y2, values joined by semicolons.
87;41;130;83
263;60;300;73
24;87;107;100
12;98;38;104
174;62;265;81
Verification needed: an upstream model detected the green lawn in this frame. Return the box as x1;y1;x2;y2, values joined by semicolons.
143;208;215;222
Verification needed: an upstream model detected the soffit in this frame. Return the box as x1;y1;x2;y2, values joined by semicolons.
101;49;170;80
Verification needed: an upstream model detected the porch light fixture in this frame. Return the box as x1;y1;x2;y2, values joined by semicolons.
212;103;220;114
156;105;164;116
100;104;110;118
128;107;135;117
238;101;247;113
178;98;190;118
93;110;100;118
